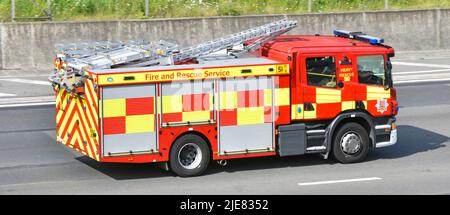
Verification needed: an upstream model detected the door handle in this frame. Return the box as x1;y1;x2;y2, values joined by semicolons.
304;103;315;111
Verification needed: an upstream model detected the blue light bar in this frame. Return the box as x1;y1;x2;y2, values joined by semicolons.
354;34;385;45
333;29;384;45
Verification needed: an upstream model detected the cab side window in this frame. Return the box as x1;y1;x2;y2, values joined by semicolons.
357;55;385;86
306;56;337;88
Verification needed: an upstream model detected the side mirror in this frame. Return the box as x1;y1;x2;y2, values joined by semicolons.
385;60;393;89
338;81;344;88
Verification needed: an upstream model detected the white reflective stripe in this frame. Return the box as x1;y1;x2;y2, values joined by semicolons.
306;146;326;151
306;129;326;134
375;125;391;130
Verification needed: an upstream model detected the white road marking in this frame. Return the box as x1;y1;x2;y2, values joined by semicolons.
0;78;50;86
0;102;55;108
0;74;49;78
393;69;450;75
392;62;450;69
0;93;16;97
395;78;450;84
297;177;382;186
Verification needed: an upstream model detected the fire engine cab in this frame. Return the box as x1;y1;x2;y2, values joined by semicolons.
50;20;398;177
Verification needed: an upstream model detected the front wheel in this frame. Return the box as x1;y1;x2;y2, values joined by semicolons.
169;134;211;177
332;122;370;164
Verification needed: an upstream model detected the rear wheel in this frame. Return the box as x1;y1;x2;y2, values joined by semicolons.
332;122;370;163
169;134;210;177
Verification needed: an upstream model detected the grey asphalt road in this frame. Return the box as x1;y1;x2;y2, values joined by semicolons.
0;81;449;195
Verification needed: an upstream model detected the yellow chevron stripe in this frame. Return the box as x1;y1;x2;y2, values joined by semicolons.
63;109;78;144
67;126;79;149
77;122;92;158
56;90;67;122
76;127;87;153
58;99;76;141
80;97;98;138
86;79;99;116
76;102;95;157
82;94;99;160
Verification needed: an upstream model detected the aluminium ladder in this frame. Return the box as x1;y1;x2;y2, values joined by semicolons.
50;19;297;91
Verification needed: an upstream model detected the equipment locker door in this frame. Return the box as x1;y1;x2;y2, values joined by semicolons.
101;84;157;156
218;76;275;155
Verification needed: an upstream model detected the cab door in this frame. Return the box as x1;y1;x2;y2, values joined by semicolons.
337;53;358;112
299;53;356;121
354;54;392;116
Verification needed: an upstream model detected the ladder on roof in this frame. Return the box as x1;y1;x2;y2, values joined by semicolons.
50;19;297;91
56;19;297;70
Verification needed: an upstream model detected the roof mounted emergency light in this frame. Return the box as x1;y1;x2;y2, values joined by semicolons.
333;30;384;45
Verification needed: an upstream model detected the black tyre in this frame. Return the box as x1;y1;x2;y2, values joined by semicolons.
169;134;210;177
332;122;370;163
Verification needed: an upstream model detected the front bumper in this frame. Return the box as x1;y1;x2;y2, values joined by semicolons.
376;129;397;148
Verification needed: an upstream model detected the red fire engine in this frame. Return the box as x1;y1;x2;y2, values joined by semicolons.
50;20;398;177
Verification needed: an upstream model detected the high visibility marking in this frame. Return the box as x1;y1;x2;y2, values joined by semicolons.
303;103;317;119
162;95;183;113
220;91;238;110
341;101;354;111
182;111;211;122
366;86;390;100
237;107;265;125
0;78;51;85
392;61;450;69
291;104;304;120
297;177;382;186
274;88;290;106
55;87;100;161
97;64;289;86
103;99;126;117
316;88;341;104
126;114;155;133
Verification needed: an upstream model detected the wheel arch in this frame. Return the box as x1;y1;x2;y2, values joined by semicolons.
324;111;376;159
170;130;213;158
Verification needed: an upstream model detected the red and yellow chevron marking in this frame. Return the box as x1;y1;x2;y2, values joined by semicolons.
55;78;100;161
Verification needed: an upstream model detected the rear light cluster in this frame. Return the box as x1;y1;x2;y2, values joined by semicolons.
54;58;63;70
